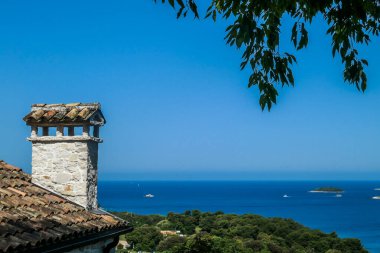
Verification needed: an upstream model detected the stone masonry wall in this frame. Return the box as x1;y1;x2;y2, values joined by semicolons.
87;141;98;209
31;140;98;209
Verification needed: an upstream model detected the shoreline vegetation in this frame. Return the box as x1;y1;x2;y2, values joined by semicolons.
309;187;344;193
114;210;367;253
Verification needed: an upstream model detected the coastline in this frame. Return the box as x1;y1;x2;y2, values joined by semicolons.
99;180;380;252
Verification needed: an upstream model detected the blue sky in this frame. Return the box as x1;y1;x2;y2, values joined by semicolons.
0;1;379;180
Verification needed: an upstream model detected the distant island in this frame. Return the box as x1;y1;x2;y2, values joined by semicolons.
309;187;344;193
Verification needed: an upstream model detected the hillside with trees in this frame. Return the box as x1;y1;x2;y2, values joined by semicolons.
114;210;367;253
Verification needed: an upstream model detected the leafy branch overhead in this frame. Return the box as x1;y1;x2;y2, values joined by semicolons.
155;0;380;111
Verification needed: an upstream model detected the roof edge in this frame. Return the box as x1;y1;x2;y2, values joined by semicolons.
31;103;101;110
27;136;103;143
34;226;133;253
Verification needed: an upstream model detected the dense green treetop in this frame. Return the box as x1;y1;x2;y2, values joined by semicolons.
156;0;380;110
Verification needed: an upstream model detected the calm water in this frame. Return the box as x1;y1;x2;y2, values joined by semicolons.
99;181;380;252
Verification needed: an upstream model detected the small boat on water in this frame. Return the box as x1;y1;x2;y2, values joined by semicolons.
283;194;289;198
374;188;380;191
335;194;342;198
144;194;154;198
372;196;380;200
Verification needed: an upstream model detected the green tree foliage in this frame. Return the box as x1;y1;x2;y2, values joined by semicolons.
167;211;198;234
157;219;176;230
155;0;380;110
157;236;186;252
124;225;163;251
115;210;368;253
112;212;165;227
183;233;215;252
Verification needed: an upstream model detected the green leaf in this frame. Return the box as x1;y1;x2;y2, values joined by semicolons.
212;10;217;21
176;0;185;8
291;22;298;47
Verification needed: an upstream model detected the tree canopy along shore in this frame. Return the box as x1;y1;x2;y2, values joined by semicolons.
156;0;380;110
115;210;367;253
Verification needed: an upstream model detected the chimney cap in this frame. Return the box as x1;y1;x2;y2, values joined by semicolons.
23;102;106;126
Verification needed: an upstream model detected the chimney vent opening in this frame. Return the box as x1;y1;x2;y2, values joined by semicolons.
74;127;83;136
36;127;44;137
63;127;69;136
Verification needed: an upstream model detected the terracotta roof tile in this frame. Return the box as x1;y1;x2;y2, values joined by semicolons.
0;161;130;253
6;187;27;197
23;103;106;125
42;110;57;121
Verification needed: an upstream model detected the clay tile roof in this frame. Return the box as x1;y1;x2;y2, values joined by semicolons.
0;161;130;253
23;103;106;126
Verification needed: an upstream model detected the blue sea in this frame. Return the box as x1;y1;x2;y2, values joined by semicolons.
99;181;380;252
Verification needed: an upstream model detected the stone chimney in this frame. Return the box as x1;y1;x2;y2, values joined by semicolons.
23;103;106;210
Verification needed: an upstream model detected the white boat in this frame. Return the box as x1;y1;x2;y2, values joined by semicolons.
144;194;154;198
372;196;380;200
374;188;380;191
283;194;289;198
335;194;342;198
